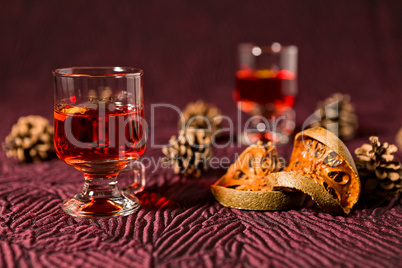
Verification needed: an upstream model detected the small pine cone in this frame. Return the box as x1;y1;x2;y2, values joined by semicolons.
396;127;402;151
2;115;54;163
178;100;222;135
162;128;212;177
100;86;113;101
88;89;98;102
355;136;401;201
311;93;358;141
88;87;115;102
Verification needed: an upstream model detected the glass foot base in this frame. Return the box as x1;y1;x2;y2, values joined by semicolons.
62;192;141;218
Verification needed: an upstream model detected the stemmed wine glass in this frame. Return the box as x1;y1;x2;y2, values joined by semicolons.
53;67;146;217
234;42;298;144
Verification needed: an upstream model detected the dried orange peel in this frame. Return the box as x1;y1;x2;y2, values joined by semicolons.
267;127;361;214
211;175;305;211
266;172;345;214
212;128;360;214
211;141;305;211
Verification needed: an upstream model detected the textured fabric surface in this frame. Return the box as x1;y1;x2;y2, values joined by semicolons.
1;1;402;267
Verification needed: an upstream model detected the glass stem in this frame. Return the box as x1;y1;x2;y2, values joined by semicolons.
78;175;121;200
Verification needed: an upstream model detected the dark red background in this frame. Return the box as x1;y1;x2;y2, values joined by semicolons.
0;1;401;267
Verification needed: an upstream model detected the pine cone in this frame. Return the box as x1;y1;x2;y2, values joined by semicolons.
88;87;114;102
162;128;212;177
2;115;54;163
355;136;401;201
178;100;222;135
396;127;402;151
311;93;358;141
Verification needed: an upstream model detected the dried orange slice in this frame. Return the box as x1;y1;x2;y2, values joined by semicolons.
211;141;305;210
267;127;360;214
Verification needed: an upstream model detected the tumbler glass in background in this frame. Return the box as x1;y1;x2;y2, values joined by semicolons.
53;67;146;218
233;43;298;144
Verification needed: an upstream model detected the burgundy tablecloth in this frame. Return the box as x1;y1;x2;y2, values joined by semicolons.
1;1;401;267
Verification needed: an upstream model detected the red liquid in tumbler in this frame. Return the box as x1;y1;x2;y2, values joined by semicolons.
54;103;145;166
233;69;296;114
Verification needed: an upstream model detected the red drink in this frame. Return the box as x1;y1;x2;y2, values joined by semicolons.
233;69;296;115
53;67;146;218
54;103;145;168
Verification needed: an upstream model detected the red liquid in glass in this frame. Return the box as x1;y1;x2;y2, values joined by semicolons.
233;69;296;115
54;103;145;166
